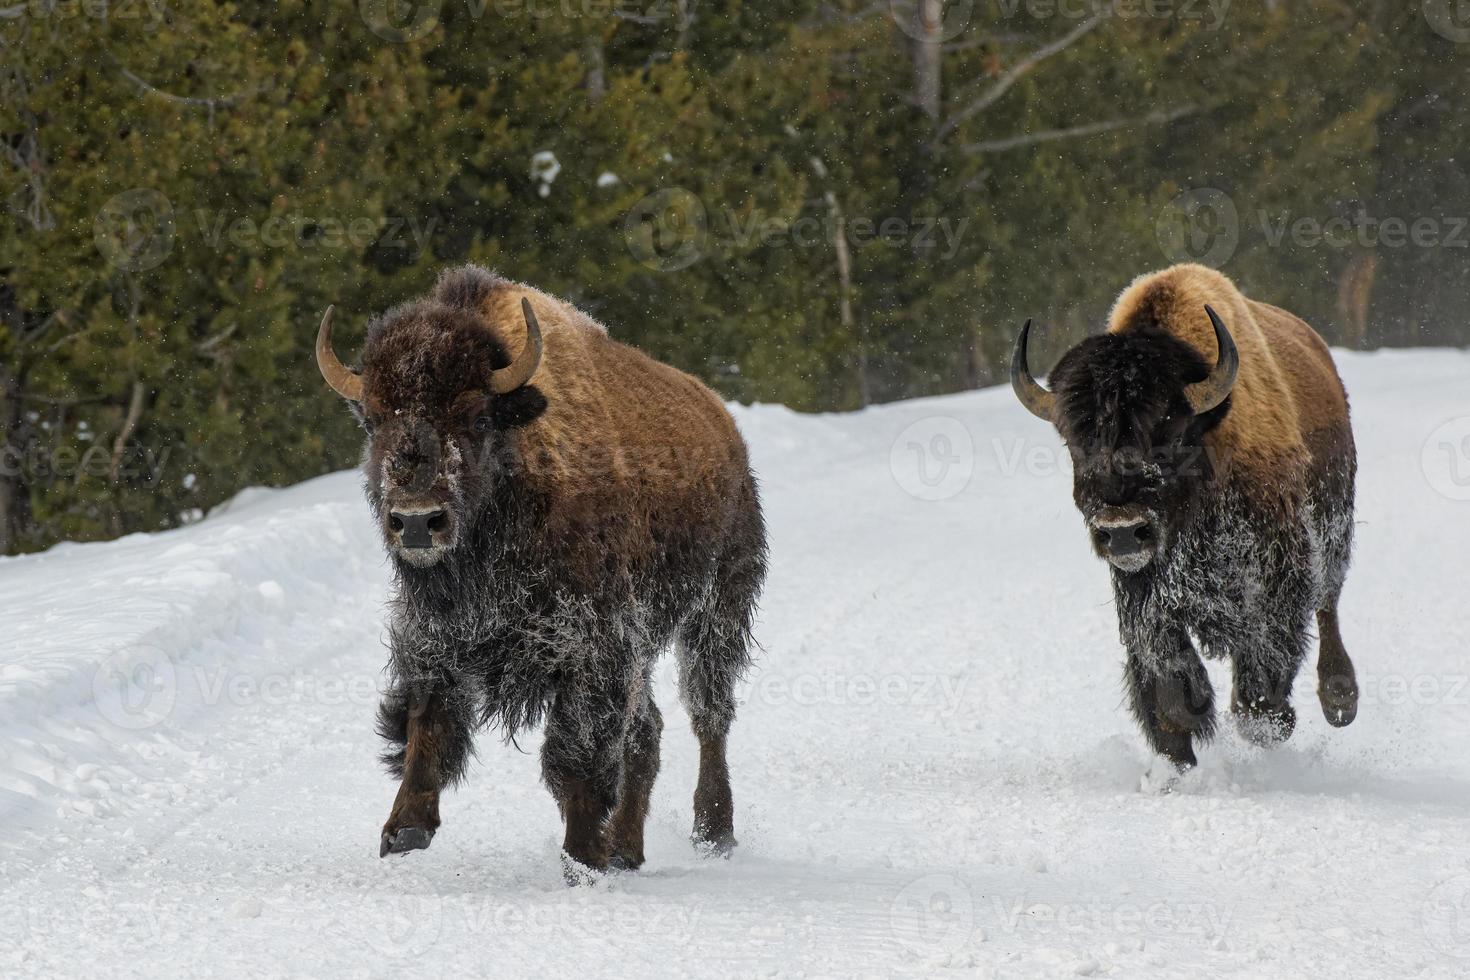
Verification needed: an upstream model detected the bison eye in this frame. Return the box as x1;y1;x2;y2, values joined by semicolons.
473;416;493;434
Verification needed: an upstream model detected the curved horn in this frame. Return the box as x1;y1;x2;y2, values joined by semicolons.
1184;305;1240;415
1010;319;1057;421
316;305;364;402
490;297;544;394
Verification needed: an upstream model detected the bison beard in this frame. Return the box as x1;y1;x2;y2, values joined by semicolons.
320;265;767;875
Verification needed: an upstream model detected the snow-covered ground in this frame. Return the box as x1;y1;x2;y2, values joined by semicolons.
3;349;1469;978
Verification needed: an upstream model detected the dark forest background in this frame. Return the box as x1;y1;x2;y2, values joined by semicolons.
3;0;1468;553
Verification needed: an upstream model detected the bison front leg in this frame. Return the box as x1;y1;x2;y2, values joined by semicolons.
1125;636;1216;771
1231;625;1308;746
541;684;629;880
606;691;662;871
377;676;475;857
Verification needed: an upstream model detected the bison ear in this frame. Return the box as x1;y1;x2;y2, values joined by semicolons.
492;384;548;429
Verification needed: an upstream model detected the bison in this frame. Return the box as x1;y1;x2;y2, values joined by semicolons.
1011;264;1359;770
315;265;767;876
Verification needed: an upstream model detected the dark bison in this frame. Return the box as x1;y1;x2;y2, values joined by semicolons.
1011;264;1359;770
315;265;767;875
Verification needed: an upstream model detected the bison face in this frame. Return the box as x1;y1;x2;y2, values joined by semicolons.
1010;308;1239;575
1064;421;1211;574
314;299;547;569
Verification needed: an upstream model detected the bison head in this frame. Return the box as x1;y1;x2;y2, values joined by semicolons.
316;298;547;568
1010;306;1239;574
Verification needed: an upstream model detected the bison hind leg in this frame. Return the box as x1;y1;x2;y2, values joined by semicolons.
1316;598;1358;727
676;627;744;854
1312;453;1358;728
677;522;765;854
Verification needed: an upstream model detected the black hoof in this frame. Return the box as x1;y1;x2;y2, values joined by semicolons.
380;826;435;858
560;851;607;887
692;832;737;858
608;853;644;872
1235;706;1296;746
1320;677;1358;728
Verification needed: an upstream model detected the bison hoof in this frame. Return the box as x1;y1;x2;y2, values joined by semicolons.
560;851;608;887
608;851;644;873
1235;705;1296;746
1141;758;1190;795
380;826;435;858
692;832;737;858
1319;677;1358;728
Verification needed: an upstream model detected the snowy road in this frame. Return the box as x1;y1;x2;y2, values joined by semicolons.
3;349;1469;978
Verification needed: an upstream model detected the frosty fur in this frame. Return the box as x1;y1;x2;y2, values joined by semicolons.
329;265;767;871
1046;265;1359;768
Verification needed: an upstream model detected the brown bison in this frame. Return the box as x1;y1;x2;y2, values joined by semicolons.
315;265;767;876
1011;264;1359;770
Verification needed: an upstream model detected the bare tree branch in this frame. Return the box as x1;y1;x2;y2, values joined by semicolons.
38;328;87;359
913;0;943;119
112;61;261;110
941;33;1034;53
936;9;1111;144
109;381;147;483
961;104;1198;154
17;311;62;349
103;44;270;126
674;0;699;50
195;323;238;355
1;65;56;231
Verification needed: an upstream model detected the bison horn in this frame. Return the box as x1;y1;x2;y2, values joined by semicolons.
1183;305;1240;415
1010;319;1057;421
490;298;544;395
316;305;364;402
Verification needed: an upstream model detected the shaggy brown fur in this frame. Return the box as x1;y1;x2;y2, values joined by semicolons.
475;278;751;589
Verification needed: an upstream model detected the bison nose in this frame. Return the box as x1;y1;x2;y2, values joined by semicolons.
1093;519;1154;556
389;508;449;550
